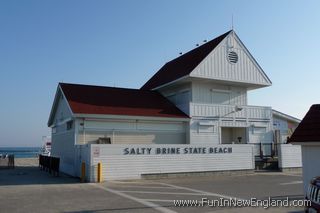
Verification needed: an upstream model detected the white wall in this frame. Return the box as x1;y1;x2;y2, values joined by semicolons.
51;130;76;176
278;144;302;169
301;145;320;194
52;93;73;129
76;119;187;145
74;144;91;178
192;82;247;106
190;119;219;144
158;83;192;115
273;116;299;143
50;92;76;176
87;144;254;181
190;32;270;86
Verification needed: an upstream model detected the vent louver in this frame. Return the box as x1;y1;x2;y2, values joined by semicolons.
228;51;238;64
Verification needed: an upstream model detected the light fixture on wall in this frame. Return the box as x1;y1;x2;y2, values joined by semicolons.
218;106;243;118
235;106;243;112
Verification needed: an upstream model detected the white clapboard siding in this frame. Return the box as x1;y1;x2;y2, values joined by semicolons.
301;146;320;193
190;33;271;86
87;144;254;181
192;82;247;106
77;119;186;145
190;103;272;120
78;130;186;145
74;145;91;177
278;144;302;168
51;130;76;176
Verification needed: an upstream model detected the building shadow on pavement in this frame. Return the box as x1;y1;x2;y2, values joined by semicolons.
0;166;79;185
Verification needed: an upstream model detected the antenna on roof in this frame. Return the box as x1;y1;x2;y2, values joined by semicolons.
231;14;234;31
230;14;235;48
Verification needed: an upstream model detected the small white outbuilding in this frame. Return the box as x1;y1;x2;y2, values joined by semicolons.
289;104;320;194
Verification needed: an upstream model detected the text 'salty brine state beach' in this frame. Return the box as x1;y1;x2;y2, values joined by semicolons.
123;147;233;155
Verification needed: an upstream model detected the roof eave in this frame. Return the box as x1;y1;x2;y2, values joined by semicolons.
150;75;190;91
47;86;62;127
47;84;75;127
272;110;301;123
232;32;272;86
73;113;190;122
290;141;320;146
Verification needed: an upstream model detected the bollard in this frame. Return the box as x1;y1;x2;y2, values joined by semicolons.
81;162;86;183
97;162;102;183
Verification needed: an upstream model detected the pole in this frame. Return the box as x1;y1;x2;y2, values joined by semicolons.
97;162;102;183
81;162;85;183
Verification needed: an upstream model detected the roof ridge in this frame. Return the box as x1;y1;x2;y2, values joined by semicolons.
141;30;232;90
166;30;232;64
59;82;155;93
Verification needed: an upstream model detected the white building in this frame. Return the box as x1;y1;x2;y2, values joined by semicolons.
48;30;301;180
289;104;320;193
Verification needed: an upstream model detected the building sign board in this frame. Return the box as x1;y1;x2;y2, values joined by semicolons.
93;147;100;157
123;147;232;155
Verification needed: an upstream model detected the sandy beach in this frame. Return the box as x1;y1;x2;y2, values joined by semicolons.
15;157;38;167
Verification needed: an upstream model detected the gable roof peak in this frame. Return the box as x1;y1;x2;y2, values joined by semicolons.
289;104;320;143
141;30;232;90
54;82;189;121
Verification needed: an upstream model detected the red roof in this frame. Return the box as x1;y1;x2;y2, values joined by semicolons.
288;104;320;143
141;30;231;90
59;83;189;119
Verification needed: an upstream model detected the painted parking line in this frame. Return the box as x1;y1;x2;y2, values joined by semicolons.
108;180;162;185
143;199;174;203
91;183;177;213
97;180;246;212
279;181;303;185
118;190;207;196
158;182;245;201
108;185;173;189
255;172;302;177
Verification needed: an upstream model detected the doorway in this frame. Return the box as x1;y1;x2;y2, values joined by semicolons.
221;127;247;144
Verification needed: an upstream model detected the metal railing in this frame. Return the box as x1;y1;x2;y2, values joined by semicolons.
190;103;272;120
252;143;278;159
39;155;60;176
0;154;14;169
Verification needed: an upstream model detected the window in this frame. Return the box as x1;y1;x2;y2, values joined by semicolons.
198;121;215;133
199;125;214;133
66;120;73;130
253;127;266;134
211;91;230;104
52;127;57;134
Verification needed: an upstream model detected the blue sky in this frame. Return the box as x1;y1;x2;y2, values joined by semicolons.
0;0;319;147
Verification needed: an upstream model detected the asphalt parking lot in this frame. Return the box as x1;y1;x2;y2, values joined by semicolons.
0;162;305;213
99;172;305;213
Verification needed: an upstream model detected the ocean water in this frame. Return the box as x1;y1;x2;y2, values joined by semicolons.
0;147;40;158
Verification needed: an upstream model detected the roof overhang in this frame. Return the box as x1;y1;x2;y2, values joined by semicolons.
272;109;301;123
291;141;320;146
47;84;74;127
189;76;271;90
73;113;190;122
47;85;62;127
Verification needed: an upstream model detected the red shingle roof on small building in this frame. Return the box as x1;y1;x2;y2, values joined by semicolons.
59;83;189;119
288;104;320;143
141;30;231;90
